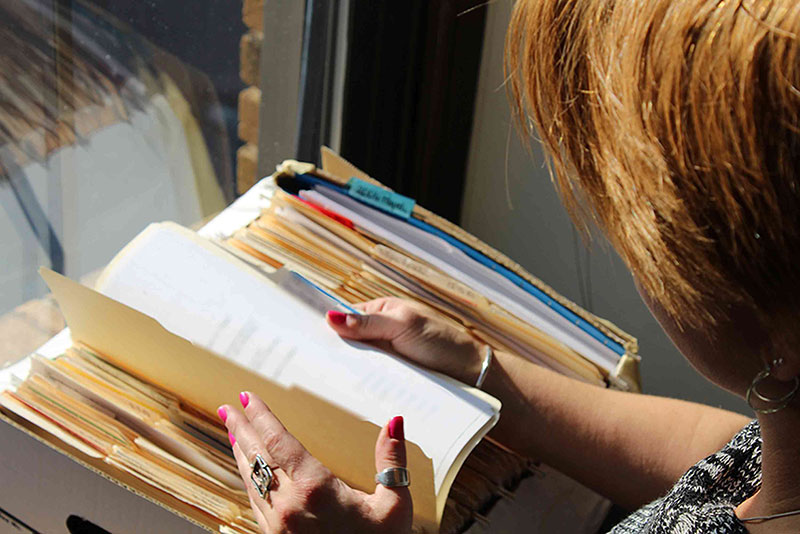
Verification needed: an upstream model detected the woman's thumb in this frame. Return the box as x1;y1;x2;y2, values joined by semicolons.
373;416;412;515
326;310;408;342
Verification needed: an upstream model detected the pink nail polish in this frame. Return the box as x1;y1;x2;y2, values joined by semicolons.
388;415;404;441
228;432;236;446
239;391;250;408
217;406;227;423
327;310;347;325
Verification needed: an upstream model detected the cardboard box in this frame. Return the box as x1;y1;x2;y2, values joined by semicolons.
0;415;206;534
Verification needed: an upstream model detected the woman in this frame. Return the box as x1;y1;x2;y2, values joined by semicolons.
216;0;800;532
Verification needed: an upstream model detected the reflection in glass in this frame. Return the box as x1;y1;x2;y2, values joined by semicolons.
1;0;231;315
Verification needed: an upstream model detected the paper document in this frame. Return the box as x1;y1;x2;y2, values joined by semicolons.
96;223;496;491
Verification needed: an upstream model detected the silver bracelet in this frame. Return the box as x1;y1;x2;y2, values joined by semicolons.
475;345;493;389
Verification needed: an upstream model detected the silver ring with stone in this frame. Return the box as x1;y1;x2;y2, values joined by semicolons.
250;454;275;498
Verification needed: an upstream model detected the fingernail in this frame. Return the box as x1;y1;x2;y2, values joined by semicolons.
228;432;236;446
217;406;227;423
327;310;347;325
388;415;404;441
239;391;250;408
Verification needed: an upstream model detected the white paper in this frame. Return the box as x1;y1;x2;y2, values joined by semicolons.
198;177;276;240
96;223;495;491
0;328;72;388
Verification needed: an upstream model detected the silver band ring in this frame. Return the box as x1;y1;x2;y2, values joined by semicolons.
250;454;275;498
375;467;410;488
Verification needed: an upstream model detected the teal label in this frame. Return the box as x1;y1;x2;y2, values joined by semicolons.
347;177;416;219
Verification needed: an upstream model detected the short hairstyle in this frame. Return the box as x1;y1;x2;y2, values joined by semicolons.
506;0;800;338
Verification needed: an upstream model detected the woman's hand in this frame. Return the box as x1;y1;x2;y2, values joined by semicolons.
326;297;484;385
219;392;412;534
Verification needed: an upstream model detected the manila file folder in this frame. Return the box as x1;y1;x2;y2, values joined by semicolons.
35;268;440;532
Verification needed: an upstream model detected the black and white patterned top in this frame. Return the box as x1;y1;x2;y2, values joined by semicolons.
609;420;761;534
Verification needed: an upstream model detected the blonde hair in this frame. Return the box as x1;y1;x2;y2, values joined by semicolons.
506;0;800;336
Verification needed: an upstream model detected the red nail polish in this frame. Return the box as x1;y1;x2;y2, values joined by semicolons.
228;432;236;446
388;415;404;441
217;406;227;423
239;391;250;408
327;310;347;325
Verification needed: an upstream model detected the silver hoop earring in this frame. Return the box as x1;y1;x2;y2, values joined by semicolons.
746;358;800;414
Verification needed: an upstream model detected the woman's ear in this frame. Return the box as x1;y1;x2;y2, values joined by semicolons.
771;355;800;383
759;312;800;383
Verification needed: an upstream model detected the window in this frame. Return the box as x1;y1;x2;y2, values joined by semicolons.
1;0;241;318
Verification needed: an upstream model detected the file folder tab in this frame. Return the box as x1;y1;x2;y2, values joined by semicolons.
347;177;416;219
